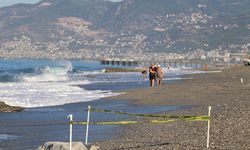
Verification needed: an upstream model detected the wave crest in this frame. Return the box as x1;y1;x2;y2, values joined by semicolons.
20;61;73;82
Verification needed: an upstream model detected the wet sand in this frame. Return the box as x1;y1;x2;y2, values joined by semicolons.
97;66;250;149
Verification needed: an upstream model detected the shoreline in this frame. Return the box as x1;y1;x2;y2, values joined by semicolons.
96;66;250;149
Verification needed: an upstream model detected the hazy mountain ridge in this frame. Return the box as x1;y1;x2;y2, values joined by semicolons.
0;0;249;59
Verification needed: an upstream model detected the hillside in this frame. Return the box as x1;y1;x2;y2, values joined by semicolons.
0;0;249;60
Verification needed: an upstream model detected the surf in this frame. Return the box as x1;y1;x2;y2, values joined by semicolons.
0;59;119;108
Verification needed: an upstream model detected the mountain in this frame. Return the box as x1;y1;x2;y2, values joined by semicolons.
0;0;249;59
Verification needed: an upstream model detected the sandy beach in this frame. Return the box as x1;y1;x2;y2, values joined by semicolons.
96;66;250;150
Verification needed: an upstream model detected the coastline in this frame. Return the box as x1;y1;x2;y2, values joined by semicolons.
96;66;250;149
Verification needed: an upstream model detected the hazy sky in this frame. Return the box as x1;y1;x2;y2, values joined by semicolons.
0;0;123;8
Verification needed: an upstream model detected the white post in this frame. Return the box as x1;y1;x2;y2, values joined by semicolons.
241;78;243;83
67;114;73;150
85;105;91;145
207;106;211;148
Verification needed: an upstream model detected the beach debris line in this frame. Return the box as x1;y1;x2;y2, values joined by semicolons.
67;106;212;149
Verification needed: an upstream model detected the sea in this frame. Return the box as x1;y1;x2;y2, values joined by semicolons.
0;59;205;150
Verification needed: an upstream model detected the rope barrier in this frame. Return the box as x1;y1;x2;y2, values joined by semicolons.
90;107;210;121
71;116;209;125
67;105;212;149
71;119;176;125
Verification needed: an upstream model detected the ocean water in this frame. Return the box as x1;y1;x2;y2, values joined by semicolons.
0;59;115;107
0;59;208;149
0;59;206;108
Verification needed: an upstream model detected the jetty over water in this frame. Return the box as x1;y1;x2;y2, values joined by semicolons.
100;59;205;68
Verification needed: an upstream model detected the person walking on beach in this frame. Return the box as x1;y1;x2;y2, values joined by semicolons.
149;63;157;87
157;65;164;86
141;67;147;79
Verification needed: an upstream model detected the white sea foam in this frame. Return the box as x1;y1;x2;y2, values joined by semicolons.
67;80;91;85
164;77;194;81
162;66;221;76
0;134;18;142
21;73;69;82
75;69;106;75
20;64;72;82
0;61;121;107
0;81;120;108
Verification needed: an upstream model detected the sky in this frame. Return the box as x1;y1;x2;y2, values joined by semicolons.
0;0;123;8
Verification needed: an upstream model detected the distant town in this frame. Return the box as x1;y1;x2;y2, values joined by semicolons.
0;34;249;65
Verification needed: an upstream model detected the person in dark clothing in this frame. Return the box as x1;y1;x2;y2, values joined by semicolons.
149;63;157;87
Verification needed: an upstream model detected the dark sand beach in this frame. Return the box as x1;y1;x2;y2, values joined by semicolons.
97;66;250;150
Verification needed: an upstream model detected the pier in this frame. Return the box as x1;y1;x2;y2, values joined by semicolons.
100;59;205;68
